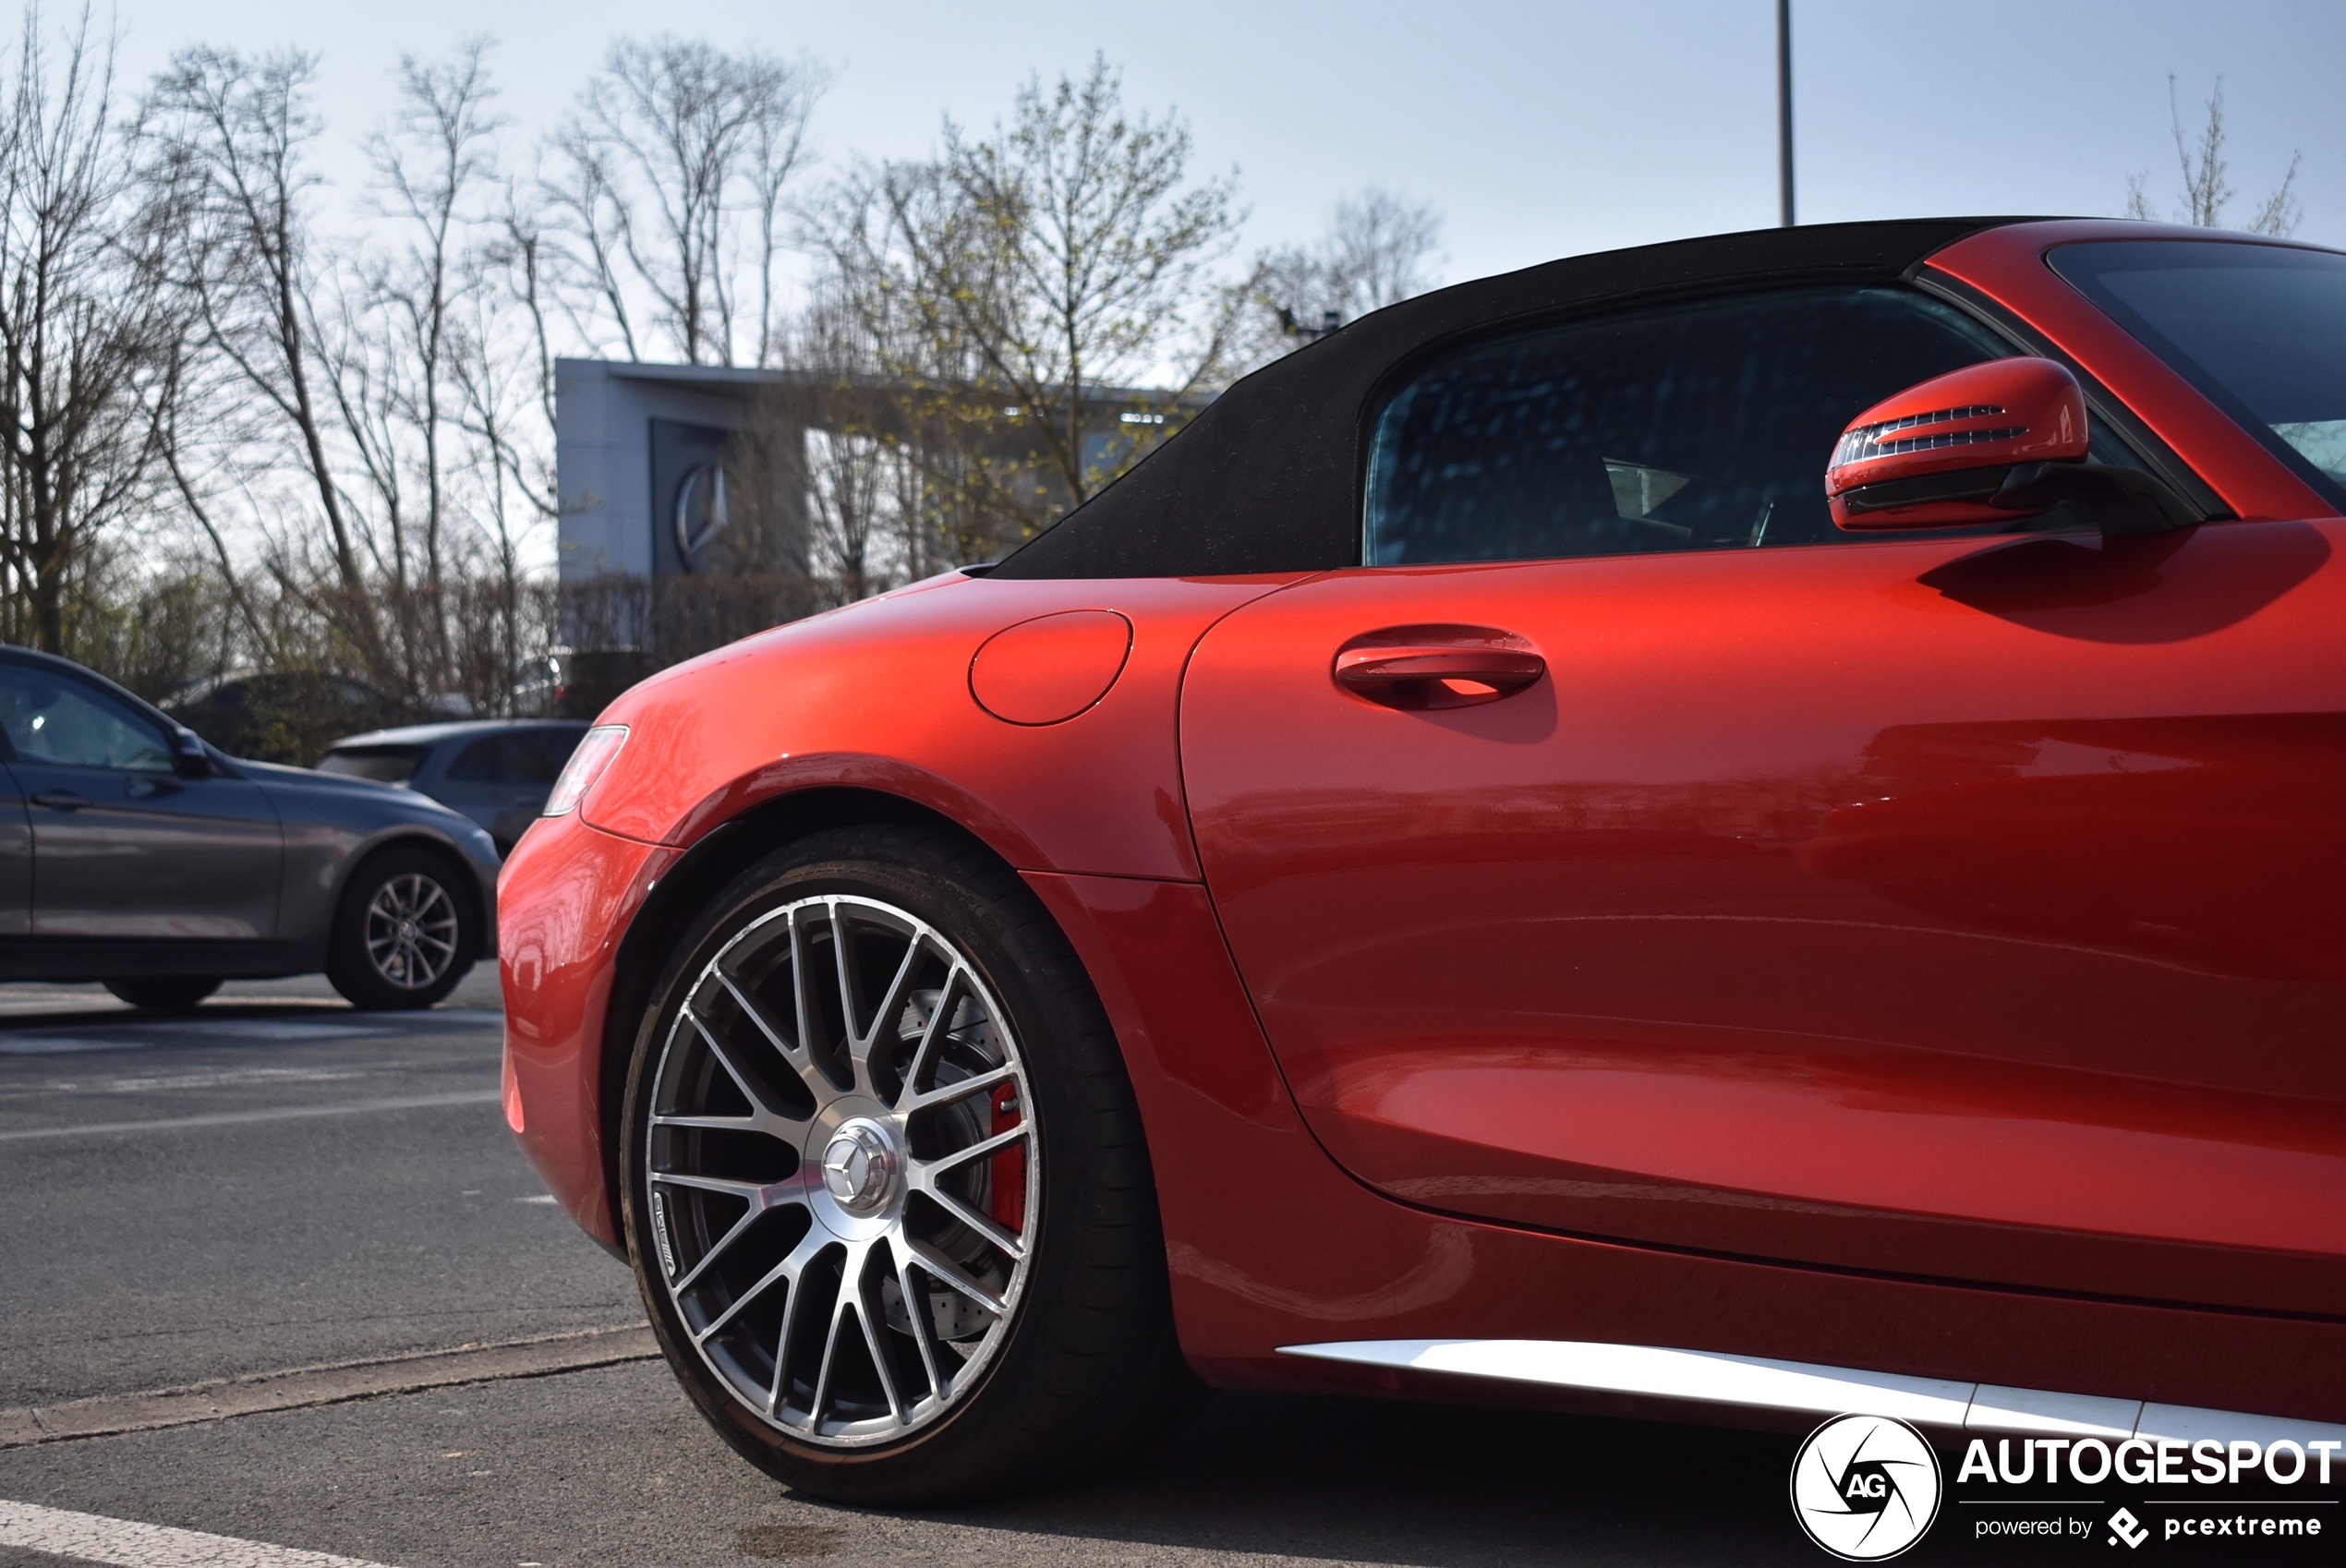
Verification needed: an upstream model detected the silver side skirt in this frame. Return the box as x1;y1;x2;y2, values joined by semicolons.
1277;1338;2346;1445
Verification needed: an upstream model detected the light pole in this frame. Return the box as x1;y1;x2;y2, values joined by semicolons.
1776;0;1796;227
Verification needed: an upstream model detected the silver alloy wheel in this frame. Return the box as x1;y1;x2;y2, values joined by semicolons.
643;894;1038;1448
362;873;460;989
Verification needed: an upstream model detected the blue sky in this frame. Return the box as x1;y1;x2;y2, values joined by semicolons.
86;0;2346;286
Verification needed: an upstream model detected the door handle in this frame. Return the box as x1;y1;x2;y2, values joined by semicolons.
29;789;89;811
1333;629;1546;710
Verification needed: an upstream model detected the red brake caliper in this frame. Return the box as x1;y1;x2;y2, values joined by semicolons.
988;1084;1025;1229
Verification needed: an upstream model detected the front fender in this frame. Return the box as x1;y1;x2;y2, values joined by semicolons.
503;569;1302;1249
574;571;1302;878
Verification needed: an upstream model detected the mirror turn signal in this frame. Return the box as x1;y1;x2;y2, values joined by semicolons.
1826;357;2195;535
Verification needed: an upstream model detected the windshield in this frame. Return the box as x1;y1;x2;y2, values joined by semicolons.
2050;239;2346;506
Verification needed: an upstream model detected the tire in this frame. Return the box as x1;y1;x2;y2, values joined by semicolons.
619;823;1197;1505
103;977;222;1010
325;847;478;1010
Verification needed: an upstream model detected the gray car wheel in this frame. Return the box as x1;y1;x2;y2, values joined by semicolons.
327;847;477;1010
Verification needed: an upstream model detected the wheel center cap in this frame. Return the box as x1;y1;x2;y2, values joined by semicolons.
819;1120;899;1214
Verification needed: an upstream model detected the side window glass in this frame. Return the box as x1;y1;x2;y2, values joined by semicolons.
1365;285;2031;566
0;668;174;772
447;738;505;783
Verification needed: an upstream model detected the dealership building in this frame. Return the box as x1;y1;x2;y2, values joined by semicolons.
552;357;1200;594
553;358;810;584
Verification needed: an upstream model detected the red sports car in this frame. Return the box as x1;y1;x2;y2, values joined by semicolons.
502;217;2346;1502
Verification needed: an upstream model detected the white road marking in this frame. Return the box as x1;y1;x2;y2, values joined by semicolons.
0;1090;500;1143
0;1499;403;1567
98;1068;371;1093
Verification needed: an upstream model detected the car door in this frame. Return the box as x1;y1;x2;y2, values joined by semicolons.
435;731;574;851
1179;282;2346;1318
492;728;584;848
0;758;29;935
0;659;283;940
423;736;504;838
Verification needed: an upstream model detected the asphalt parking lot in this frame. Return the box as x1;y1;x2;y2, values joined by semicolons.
0;975;2145;1566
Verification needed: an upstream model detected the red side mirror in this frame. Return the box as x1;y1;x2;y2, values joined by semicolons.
1826;357;2088;531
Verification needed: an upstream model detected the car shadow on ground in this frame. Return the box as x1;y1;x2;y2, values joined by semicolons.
0;1000;502;1056
0;1003;357;1026
0;967;503;1026
860;1393;1820;1566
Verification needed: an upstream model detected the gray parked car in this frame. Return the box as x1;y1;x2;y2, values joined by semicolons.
0;646;502;1011
316;720;589;856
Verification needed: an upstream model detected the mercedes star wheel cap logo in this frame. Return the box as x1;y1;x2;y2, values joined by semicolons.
822;1137;866;1200
1790;1414;1942;1561
820;1121;896;1211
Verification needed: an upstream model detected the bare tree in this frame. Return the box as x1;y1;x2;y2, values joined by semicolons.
482;179;562;518
0;6;186;655
142;41;555;715
817;54;1251;553
539;36;824;366
447;249;555;699
2126;76;2301;235
1245;185;1442;368
139;44;386;669
360;38;505;677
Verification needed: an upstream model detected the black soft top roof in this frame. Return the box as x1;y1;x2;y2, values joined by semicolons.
991;216;2049;579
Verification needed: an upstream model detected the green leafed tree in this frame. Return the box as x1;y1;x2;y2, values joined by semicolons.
813;54;1253;561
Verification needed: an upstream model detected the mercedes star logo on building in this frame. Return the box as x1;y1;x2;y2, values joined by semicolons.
672;460;730;572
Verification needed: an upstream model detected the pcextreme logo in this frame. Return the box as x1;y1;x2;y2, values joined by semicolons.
1955;1431;2336;1548
1790;1414;1943;1561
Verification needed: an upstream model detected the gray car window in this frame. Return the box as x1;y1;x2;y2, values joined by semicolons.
507;731;579;783
448;731;578;785
447;737;505;783
318;745;422;785
0;667;173;772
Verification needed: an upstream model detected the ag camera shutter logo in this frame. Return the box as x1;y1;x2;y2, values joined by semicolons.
1790;1414;1943;1561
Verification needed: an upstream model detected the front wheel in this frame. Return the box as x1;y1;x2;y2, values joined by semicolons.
326;848;478;1010
621;824;1198;1504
